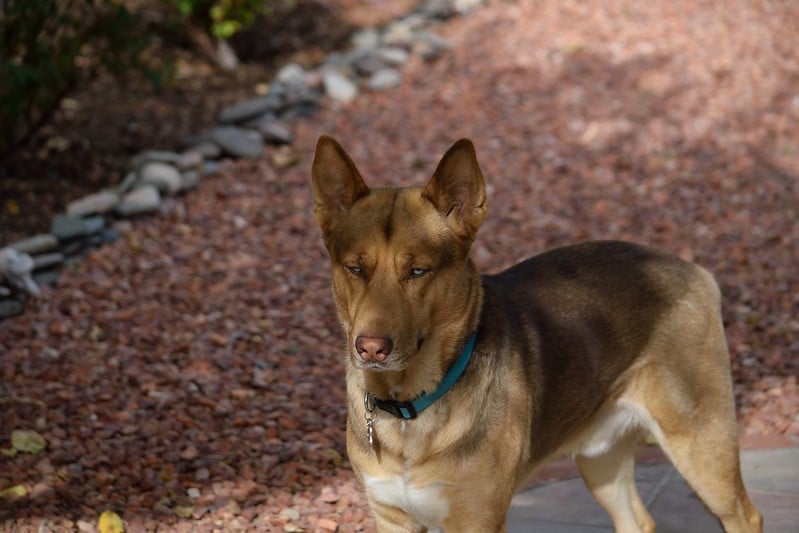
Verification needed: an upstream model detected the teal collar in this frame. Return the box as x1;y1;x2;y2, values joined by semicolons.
366;332;477;420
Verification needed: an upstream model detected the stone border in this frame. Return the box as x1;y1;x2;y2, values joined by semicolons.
0;0;486;320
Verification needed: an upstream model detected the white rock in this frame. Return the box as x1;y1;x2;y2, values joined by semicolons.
116;185;161;217
368;68;402;91
377;47;410;66
323;71;358;103
352;28;380;50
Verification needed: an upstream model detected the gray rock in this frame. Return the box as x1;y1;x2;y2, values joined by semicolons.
176;150;204;171
203;161;221;176
33;269;60;288
0;299;24;319
83;215;106;235
216;38;239;70
352;28;380;50
180;171;199;191
0;285;10;297
419;0;459;18
187;141;222;160
218;95;281;124
413;31;452;60
383;15;428;47
323;70;358;103
66;190;119;216
210;126;265;159
116;185;161;217
353;52;387;76
276;63;308;89
99;227;123;245
118;171;139;194
368;68;402;91
245;116;294;144
132;150;181;167
377;47;410;66
0;248;39;297
9;234;59;255
139;161;182;195
32;252;65;271
51;214;105;241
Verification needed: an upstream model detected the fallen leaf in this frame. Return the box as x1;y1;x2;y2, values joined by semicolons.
98;510;125;533
0;485;27;499
11;430;46;454
174;505;194;519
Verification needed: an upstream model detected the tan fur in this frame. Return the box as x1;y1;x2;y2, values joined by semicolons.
311;136;763;533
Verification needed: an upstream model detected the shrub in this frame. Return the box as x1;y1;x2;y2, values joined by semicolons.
167;0;280;40
0;0;152;158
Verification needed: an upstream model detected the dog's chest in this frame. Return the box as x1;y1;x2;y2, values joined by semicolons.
363;473;449;530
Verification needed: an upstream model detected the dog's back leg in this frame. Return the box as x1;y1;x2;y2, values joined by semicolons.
627;269;763;533
576;431;655;533
635;384;761;533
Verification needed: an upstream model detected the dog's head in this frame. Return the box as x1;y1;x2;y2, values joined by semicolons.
311;136;486;373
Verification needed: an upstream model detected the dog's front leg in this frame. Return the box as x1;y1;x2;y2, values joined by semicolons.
368;500;427;533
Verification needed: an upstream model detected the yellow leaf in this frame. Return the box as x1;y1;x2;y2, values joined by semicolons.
98;510;125;533
174;505;194;519
0;485;27;499
11;429;46;454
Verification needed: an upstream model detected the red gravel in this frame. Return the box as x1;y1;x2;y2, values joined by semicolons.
1;0;798;531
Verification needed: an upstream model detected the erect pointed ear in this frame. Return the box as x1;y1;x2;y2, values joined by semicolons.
422;138;487;241
311;135;369;234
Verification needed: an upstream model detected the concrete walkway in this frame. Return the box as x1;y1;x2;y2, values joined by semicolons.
508;446;799;532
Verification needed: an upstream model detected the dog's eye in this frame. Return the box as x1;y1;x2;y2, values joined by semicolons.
346;265;363;276
409;267;429;278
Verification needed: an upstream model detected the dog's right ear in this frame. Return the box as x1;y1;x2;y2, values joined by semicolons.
311;136;369;233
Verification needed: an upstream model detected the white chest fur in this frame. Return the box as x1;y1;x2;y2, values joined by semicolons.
363;473;449;530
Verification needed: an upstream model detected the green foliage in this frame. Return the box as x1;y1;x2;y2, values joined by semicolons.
0;0;153;156
165;0;279;39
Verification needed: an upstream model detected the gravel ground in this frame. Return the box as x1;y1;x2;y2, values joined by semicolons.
2;0;798;531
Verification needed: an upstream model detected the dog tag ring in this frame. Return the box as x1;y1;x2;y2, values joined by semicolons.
364;393;376;449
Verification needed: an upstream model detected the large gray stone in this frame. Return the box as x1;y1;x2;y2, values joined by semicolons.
210;126;265;159
9;234;59;255
51;214;105;241
66;190;119;216
116;185;161;217
218;95;282;124
139;161;182;195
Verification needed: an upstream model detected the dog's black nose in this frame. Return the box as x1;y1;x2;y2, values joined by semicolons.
355;335;393;363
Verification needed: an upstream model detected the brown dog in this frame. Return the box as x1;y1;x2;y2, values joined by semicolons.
311;136;763;533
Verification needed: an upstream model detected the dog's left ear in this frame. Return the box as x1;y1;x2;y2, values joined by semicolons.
311;136;370;235
423;139;487;242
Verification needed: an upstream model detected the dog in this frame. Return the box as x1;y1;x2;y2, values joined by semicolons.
311;135;763;533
